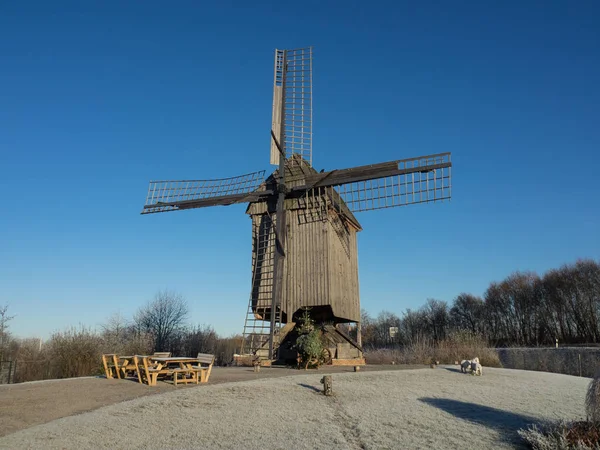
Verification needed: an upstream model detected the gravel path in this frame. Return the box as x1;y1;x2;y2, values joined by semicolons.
0;367;589;449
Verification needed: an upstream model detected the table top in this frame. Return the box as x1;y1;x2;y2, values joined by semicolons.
149;357;200;363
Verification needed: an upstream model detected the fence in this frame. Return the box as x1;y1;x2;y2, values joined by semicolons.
496;347;600;378
0;361;17;384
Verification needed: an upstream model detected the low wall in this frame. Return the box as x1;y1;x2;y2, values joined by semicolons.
496;347;600;378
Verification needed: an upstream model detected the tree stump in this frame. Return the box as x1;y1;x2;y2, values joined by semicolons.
320;375;333;396
254;364;260;373
354;366;360;372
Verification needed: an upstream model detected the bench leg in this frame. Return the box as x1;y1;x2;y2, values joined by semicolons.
102;356;112;379
112;355;121;379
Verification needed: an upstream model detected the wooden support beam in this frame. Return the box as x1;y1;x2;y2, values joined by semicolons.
142;190;273;213
290;161;451;192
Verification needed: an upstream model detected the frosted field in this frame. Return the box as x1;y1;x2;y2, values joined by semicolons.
0;367;588;449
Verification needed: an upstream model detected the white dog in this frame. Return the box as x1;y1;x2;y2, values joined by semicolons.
471;362;483;376
460;357;481;374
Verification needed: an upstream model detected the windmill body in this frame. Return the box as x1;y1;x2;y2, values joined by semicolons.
246;157;362;325
142;47;452;364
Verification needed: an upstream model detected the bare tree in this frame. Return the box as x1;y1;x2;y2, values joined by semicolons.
101;312;129;341
134;290;189;352
0;304;15;360
423;299;449;342
450;293;484;335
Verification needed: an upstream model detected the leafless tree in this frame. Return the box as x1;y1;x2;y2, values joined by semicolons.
0;304;15;360
401;308;428;345
134;290;189;352
450;293;484;334
101;312;128;341
423;299;449;342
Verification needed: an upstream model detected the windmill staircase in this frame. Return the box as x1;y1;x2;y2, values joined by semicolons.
240;210;291;365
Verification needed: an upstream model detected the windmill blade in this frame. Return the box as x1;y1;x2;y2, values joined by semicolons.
270;47;312;167
142;170;268;214
295;152;452;214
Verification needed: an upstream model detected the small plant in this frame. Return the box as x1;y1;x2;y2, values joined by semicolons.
294;308;325;370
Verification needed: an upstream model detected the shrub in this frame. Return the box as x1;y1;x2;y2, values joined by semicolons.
519;421;600;449
587;369;600;423
364;332;501;367
46;326;104;379
434;331;502;367
296;329;324;369
294;308;324;369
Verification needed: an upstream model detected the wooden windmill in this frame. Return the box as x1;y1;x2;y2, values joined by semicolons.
142;47;452;364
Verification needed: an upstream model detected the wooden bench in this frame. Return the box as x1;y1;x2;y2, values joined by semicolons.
189;353;215;383
172;368;197;385
101;354;120;379
135;355;164;386
118;355;142;383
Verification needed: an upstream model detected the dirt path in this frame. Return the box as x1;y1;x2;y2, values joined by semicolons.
0;364;421;437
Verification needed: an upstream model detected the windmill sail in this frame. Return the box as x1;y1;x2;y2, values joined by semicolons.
270;47;312;167
142;170;267;214
335;153;452;212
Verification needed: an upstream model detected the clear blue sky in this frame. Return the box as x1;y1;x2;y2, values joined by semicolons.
1;1;599;340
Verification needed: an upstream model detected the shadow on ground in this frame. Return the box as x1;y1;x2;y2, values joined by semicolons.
443;367;462;374
297;383;322;393
418;397;538;445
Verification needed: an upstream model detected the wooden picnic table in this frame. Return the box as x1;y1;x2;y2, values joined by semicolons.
103;354;214;386
145;356;208;386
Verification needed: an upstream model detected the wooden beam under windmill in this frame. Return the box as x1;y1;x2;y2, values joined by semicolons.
141;47;452;365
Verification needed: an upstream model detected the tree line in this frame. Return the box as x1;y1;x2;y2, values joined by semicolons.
360;258;600;348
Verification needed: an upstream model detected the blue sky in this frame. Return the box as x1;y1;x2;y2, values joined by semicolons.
1;1;599;340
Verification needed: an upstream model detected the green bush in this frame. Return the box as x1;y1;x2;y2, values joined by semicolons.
296;329;324;369
294;308;325;370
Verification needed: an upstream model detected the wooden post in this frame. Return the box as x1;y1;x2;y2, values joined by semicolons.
254;364;261;373
354;365;360;372
321;375;332;396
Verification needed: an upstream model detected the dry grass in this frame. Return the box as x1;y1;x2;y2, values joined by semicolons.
365;332;502;367
519;421;600;450
13;327;153;383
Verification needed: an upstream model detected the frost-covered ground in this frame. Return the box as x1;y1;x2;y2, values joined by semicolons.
0;367;588;449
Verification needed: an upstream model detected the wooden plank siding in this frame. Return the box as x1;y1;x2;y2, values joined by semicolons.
245;155;362;324
247;205;361;324
326;211;361;322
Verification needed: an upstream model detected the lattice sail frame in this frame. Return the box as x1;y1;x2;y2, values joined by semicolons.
270;47;312;167
302;153;452;214
142;171;266;214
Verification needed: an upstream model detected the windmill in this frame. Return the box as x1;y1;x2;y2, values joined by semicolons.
141;47;452;365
